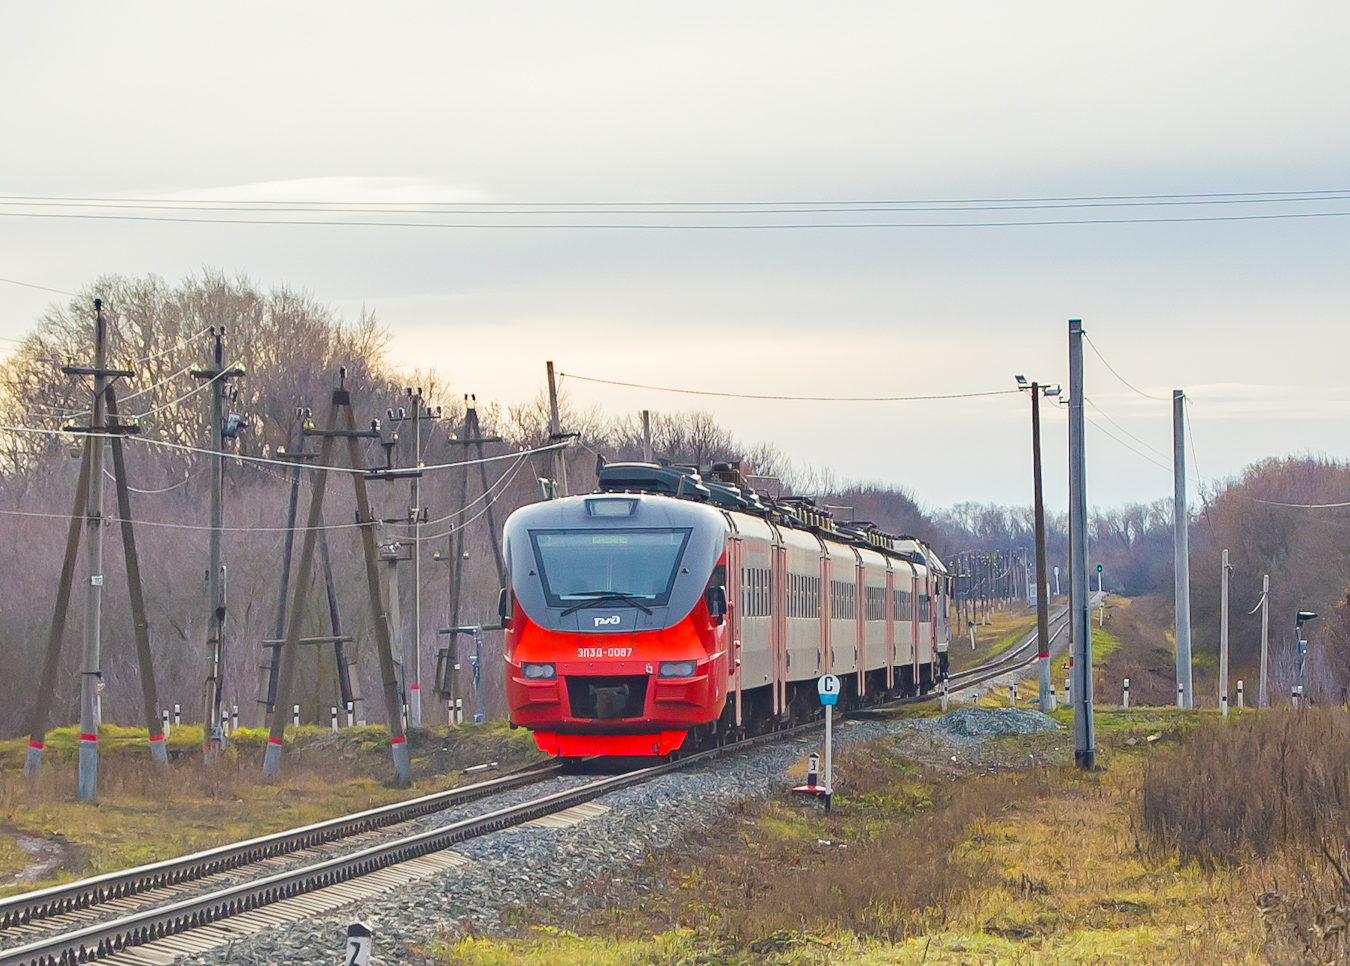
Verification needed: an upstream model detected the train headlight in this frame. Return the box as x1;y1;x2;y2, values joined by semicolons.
522;662;556;680
658;660;697;678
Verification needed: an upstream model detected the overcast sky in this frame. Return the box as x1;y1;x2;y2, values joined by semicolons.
2;2;1349;513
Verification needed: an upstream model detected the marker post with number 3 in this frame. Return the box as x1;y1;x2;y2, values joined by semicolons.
818;674;840;812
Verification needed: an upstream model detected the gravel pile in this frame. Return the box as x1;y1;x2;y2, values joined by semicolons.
936;707;1062;737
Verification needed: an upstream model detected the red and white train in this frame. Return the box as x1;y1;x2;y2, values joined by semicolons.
501;462;950;757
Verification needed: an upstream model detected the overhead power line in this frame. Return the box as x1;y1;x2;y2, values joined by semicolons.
1082;334;1170;401
560;372;1018;402
0;275;76;297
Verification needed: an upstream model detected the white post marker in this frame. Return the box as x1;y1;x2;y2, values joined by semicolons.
1237;679;1244;709
231;705;239;734
293;705;300;728
1122;677;1130;708
818;674;840;813
331;706;339;734
969;625;976;650
173;704;181;727
162;710;170;739
1178;682;1185;709
344;922;372;966
347;701;355;728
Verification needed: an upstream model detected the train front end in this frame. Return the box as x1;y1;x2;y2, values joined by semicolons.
502;492;731;757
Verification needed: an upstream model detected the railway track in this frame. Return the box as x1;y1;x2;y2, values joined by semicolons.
0;723;818;966
0;602;1100;966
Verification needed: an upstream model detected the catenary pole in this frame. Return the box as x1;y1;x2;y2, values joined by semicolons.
1068;319;1094;768
1258;574;1270;708
78;299;109;800
546;361;568;497
1031;383;1053;712
1173;390;1194;708
1220;549;1231;715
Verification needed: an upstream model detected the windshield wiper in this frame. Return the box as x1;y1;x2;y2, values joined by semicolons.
559;592;654;617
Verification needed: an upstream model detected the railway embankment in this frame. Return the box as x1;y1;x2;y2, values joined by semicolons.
427;707;1344;966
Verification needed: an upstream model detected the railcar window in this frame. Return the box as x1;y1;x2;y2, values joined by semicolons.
893;589;913;622
919;593;932;623
787;573;820;619
830;580;856;621
741;566;772;618
866;585;886;622
529;528;692;607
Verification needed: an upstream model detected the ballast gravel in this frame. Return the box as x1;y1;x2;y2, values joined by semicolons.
165;712;1039;966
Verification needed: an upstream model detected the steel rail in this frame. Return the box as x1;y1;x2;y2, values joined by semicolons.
0;761;561;933
0;731;795;966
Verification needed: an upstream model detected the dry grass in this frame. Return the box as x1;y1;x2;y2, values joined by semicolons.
0;721;543;894
439;716;1350;965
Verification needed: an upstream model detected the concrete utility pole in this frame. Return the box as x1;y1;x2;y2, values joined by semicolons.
545;361;568;498
1220;549;1231;715
396;387;437;729
78;300;110;800
1173;389;1194;708
194;328;244;759
1258;574;1270;708
1068;319;1094;769
641;409;652;463
1017;376;1057;712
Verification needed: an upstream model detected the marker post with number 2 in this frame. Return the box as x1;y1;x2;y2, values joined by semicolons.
345;923;372;966
818;674;840;812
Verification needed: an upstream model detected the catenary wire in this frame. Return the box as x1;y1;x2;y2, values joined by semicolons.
560;372;1017;402
0;422;571;476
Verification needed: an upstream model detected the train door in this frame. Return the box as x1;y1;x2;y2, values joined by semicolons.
884;558;895;691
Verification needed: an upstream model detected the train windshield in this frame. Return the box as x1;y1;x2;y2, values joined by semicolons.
529;528;693;608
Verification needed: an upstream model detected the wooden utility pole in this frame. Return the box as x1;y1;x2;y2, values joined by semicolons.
1023;380;1054;712
264;369;410;784
641;409;652;463
258;410;361;726
545;361;568;498
26;300;167;792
